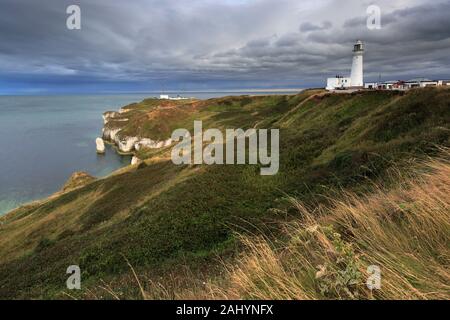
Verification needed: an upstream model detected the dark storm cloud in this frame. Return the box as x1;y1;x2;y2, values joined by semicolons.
0;0;449;92
204;0;450;83
300;21;332;32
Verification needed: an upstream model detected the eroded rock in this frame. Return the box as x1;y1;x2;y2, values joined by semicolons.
96;137;105;154
135;137;173;151
131;156;142;165
114;135;139;153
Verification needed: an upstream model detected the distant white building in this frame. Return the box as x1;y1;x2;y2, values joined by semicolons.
326;40;365;90
363;78;450;91
405;78;438;88
381;80;399;90
159;94;189;100
364;82;378;89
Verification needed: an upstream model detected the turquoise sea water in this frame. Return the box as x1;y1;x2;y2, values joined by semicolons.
0;95;150;215
0;91;300;215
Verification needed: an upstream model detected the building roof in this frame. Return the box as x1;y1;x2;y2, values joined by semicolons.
382;80;400;84
406;78;432;83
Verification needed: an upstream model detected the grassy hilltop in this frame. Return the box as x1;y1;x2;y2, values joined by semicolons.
0;88;449;299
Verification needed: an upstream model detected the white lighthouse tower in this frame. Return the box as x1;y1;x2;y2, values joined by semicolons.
325;40;365;90
350;40;364;87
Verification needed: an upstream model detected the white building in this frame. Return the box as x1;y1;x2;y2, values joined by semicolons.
326;76;351;91
381;80;399;90
159;94;189;100
364;82;378;89
404;78;439;89
326;40;365;90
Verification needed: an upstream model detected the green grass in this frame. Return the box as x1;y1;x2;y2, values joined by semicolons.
207;152;450;300
0;88;449;299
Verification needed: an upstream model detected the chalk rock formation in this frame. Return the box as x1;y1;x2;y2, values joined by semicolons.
131;156;142;165
119;108;131;114
114;135;139;153
101;107;175;155
103;111;120;124
96;137;105;154
102;127;121;141
135;138;173;151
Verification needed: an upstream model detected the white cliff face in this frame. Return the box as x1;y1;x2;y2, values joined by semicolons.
96;138;106;154
114;135;139;153
103;111;120;124
102;128;172;154
101;108;173;156
109;128;121;141
163;137;173;147
102;127;121;141
119;108;130;114
134;138;173;151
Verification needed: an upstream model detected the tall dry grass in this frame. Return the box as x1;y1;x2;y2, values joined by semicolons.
206;150;450;300
84;150;450;300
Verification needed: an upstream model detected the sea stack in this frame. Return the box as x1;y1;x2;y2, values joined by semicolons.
131;156;141;165
96;137;106;154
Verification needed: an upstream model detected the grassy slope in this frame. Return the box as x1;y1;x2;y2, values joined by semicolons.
0;88;449;299
204;151;450;300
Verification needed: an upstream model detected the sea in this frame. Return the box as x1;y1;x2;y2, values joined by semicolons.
0;90;300;215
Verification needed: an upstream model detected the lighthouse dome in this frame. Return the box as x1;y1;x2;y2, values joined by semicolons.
353;40;364;52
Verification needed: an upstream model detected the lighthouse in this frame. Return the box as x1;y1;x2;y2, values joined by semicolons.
326;40;365;90
350;40;364;87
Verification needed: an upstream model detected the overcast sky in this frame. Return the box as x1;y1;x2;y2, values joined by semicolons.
1;0;449;94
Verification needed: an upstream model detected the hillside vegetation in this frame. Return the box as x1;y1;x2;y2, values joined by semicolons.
133;150;450;300
0;87;449;299
206;152;450;300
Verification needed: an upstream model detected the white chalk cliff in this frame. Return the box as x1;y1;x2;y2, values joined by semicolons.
101;109;173;155
135;137;173;151
115;135;139;154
